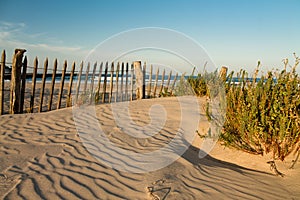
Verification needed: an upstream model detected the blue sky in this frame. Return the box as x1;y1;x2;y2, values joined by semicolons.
0;0;299;74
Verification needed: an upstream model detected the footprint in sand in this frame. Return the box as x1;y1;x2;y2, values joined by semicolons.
147;179;171;200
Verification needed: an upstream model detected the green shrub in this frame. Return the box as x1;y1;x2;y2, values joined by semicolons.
221;59;300;161
186;56;300;163
187;73;207;97
173;73;195;96
159;87;173;97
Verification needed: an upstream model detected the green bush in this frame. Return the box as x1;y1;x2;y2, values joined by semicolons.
187;73;207;97
173;73;195;96
221;60;300;161
187;56;300;163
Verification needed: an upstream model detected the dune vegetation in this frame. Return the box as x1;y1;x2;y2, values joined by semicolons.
187;55;300;168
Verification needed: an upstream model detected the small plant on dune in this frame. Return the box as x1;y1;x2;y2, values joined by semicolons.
94;89;103;104
187;68;226;100
173;73;195;96
221;54;300;175
187;73;207;97
159;87;173;97
187;68;226;140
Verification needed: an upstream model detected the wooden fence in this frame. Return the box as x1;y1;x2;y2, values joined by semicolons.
0;49;181;115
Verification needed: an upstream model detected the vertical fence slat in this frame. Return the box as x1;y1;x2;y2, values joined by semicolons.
179;73;187;93
90;62;97;93
75;61;83;105
115;62;120;102
20;56;27;113
165;70;172;92
220;66;228;82
148;64;153;98
153;68;159;97
142;62;146;99
125;63;129;101
29;57;38;113
67;62;75;107
102;62;108;103
39;58;48;112
96;62;103;103
159;69;165;96
57;60;67;109
83;62;90;95
170;72;178;95
0;50;6;115
109;62;114;103
120;62;124;101
48;59;57;111
10;49;26;114
9;59;14;113
89;62;97;104
130;63;134;101
133;61;143;100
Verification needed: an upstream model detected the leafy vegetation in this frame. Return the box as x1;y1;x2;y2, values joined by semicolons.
188;55;300;163
187;73;207;96
222;59;300;161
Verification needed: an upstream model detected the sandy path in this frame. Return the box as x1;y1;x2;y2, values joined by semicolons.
0;97;299;199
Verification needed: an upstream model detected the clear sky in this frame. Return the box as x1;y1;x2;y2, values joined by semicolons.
0;0;299;74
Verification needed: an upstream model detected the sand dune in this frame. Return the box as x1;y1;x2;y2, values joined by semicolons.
0;97;299;199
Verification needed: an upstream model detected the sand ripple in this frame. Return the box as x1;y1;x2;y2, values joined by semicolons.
0;97;298;199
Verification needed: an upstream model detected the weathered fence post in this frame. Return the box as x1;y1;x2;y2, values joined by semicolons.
0;50;6;115
130;63;134;101
125;63;129;101
148;64;153;98
83;62;90;95
159;69;165;96
153;68;159;97
120;62;124;101
20;56;27;113
170;72;178;95
48;59;57;111
74;61;83;105
90;62;97;93
89;62;97;104
39;58;48;112
220;66;228;82
115;62;120;102
133;61;144;99
29;57;38;113
67;62;75;107
10;49;26;114
109;62;114;103
57;60;67;109
142;62;146;99
166;70;172;92
102;62;108;103
96;62;103;103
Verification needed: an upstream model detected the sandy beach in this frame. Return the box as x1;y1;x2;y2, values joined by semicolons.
0;96;299;199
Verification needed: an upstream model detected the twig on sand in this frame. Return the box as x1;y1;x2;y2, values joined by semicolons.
267;161;284;177
147;179;171;200
289;149;300;169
